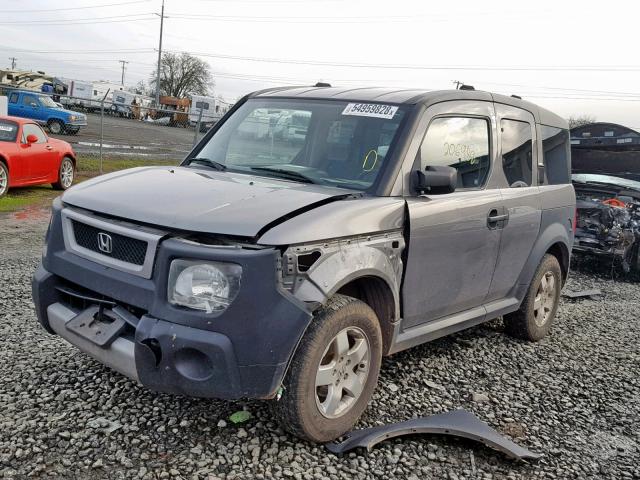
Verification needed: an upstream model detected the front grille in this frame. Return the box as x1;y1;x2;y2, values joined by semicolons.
71;219;147;266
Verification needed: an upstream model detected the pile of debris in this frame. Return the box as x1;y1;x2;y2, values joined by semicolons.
573;174;640;273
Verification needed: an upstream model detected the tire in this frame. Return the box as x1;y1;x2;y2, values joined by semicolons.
52;157;75;190
48;120;64;135
0;162;8;198
272;294;383;443
504;254;562;341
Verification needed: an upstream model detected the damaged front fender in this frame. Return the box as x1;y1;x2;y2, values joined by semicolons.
280;232;405;319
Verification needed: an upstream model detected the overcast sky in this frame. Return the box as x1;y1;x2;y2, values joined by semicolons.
2;0;640;128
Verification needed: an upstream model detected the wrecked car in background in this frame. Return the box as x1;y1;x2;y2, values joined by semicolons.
32;86;575;443
573;173;640;272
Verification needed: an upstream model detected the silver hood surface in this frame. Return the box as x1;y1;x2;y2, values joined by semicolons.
62;166;354;237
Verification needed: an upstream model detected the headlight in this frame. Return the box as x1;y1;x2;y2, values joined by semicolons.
168;260;242;313
69;115;77;121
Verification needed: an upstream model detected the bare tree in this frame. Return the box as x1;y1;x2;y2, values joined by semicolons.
133;80;150;96
149;52;212;98
568;115;596;129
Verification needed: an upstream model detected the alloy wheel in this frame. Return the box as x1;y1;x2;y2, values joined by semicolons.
61;160;74;188
0;166;7;196
533;271;556;327
315;326;371;419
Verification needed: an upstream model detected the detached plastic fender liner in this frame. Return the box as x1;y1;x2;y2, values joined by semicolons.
325;409;542;461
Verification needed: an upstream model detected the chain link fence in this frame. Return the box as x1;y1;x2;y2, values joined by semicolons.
0;86;222;176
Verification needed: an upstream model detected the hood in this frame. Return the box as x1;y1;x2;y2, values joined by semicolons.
57;107;85;117
572;174;640;197
62;166;354;237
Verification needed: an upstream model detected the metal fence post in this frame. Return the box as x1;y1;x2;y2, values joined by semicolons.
99;89;110;174
193;106;203;147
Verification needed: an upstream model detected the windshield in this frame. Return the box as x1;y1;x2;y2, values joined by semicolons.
190;98;408;191
0;120;18;142
572;173;640;192
39;96;58;108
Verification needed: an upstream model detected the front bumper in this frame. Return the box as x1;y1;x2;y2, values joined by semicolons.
32;202;313;399
33;260;311;400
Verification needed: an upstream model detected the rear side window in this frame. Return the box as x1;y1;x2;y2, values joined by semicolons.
9;93;18;104
420;117;491;189
541;126;570;185
22;124;47;144
501;119;533;187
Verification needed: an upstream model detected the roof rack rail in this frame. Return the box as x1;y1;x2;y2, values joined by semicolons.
511;94;522;99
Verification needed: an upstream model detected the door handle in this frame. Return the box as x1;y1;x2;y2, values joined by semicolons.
45;145;53;150
487;209;509;228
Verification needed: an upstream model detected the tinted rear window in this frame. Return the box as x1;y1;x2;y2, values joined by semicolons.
0;120;18;142
541;125;571;185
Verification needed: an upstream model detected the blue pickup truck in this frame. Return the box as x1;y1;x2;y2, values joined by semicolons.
7;90;87;135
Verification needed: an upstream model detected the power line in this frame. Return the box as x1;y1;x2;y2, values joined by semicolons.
0;0;152;14
0;13;155;25
165;49;640;72
0;17;157;27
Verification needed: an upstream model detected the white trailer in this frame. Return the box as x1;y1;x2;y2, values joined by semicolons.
189;95;218;126
59;78;93;108
89;81;124;111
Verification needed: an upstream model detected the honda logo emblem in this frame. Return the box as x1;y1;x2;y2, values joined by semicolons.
97;232;113;254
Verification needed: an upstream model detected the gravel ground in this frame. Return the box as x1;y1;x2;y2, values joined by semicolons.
1;210;639;479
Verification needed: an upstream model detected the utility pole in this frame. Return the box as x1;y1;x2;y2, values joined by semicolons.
9;57;17;69
154;0;165;107
118;60;129;86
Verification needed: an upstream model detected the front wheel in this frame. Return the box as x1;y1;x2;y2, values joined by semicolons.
0;162;8;198
48;120;65;135
504;254;562;341
52;157;75;190
272;295;382;443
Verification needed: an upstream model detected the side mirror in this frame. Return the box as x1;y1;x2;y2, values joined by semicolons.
415;165;457;194
26;134;39;144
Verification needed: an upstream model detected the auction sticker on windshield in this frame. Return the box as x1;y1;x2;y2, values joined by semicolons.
342;103;398;119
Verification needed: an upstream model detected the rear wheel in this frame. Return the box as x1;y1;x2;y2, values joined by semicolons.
504;254;562;341
272;295;382;442
48;120;64;135
0;162;8;198
52;157;74;190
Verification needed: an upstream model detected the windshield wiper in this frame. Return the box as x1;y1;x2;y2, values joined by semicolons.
250;166;316;184
188;158;227;171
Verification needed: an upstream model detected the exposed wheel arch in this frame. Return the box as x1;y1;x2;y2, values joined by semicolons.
546;241;570;285
336;275;396;355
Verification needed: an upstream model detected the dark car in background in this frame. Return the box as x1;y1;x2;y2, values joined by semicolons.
573;173;640;272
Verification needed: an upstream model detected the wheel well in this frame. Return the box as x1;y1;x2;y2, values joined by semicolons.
0;155;7;170
547;242;570;284
336;276;396;355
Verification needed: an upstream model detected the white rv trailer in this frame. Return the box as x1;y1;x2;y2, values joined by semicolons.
59;78;93;108
89;81;124;111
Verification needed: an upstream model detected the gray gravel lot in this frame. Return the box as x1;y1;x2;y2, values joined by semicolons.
1;211;639;479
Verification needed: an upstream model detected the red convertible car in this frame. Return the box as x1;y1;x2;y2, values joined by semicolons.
0;116;76;198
